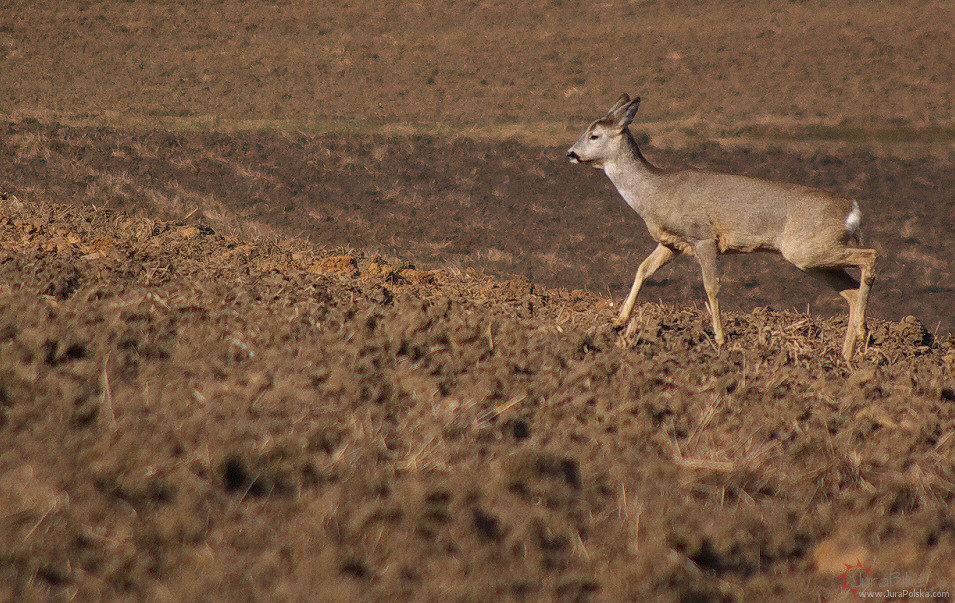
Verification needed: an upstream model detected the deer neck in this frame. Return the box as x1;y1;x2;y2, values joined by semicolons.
603;130;662;213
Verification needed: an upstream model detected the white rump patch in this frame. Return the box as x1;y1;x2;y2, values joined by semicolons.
845;201;862;236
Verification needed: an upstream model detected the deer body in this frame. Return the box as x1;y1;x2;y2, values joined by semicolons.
568;94;876;360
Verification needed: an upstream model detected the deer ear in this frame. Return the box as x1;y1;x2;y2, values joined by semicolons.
623;97;641;125
606;93;631;116
610;96;641;130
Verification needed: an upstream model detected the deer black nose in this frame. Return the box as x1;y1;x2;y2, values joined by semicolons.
567;150;580;161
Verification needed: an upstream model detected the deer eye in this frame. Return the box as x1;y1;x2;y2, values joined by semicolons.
589;134;599;140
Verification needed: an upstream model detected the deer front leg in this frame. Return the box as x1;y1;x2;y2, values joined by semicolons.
694;239;725;346
614;243;678;330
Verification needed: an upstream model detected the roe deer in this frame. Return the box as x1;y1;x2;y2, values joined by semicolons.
567;94;876;360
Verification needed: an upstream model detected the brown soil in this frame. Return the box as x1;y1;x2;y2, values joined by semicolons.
1;196;953;602
4;1;954;133
2;120;953;336
1;1;954;601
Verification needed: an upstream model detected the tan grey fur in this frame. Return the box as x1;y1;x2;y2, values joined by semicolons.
567;93;876;360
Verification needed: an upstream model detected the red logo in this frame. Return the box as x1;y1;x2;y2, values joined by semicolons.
839;559;872;596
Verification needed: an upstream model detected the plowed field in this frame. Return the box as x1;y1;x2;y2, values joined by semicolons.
1;1;953;601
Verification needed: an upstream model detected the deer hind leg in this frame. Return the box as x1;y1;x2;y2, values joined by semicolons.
809;268;863;359
847;248;877;353
805;247;877;360
694;239;725;346
615;243;679;331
